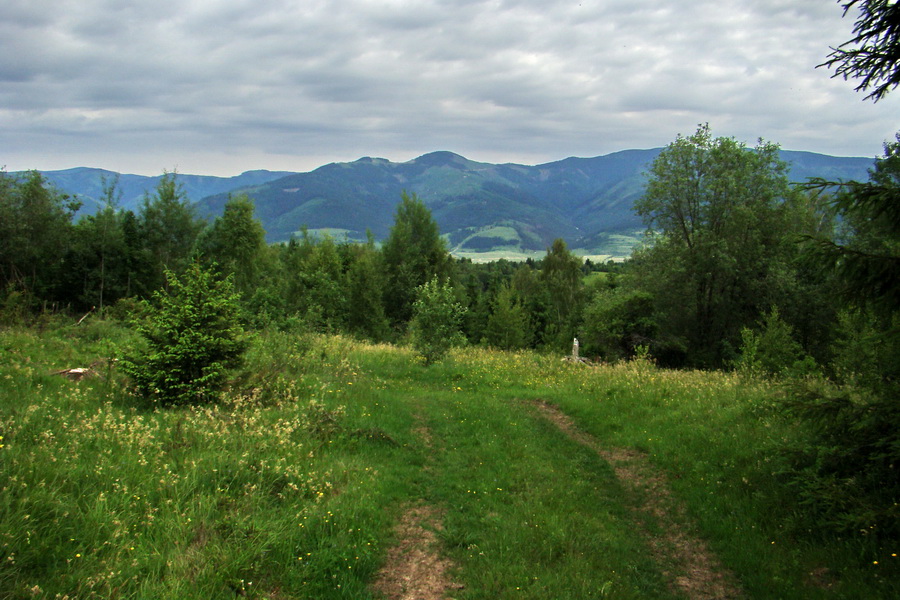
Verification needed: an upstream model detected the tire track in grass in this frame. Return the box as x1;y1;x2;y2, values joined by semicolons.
371;413;463;600
532;399;744;600
371;505;462;600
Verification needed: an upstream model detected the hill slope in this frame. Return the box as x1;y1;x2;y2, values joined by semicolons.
32;168;294;215
31;149;874;254
197;149;873;252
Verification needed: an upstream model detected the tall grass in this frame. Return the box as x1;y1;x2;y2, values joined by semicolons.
1;322;897;598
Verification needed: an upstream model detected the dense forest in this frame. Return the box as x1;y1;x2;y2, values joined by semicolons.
2;127;896;363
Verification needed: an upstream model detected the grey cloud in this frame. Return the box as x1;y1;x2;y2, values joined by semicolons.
3;0;899;176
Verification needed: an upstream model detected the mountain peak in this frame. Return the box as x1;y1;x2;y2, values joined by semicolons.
352;156;392;166
411;151;470;168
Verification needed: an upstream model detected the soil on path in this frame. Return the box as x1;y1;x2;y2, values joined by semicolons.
533;399;744;600
370;506;462;600
371;419;463;600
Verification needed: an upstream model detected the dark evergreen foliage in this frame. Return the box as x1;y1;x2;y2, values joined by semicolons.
785;137;900;538
822;0;900;102
121;263;248;405
381;192;453;327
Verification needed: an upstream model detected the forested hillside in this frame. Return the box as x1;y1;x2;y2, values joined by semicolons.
29;148;873;255
36;168;294;216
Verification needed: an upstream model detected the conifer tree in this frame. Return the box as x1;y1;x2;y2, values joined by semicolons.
122;262;248;405
381;192;452;328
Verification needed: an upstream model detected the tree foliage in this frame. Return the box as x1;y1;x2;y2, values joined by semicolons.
767;3;900;537
822;0;900;102
732;307;815;378
138;172;204;292
484;281;530;350
196;193;268;297
381;192;452;327
784;138;900;536
581;286;657;361
0;171;78;302
803;134;900;315
69;202;129;311
345;236;391;341
632;124;802;365
538;239;585;350
410;276;467;365
122;263;248;405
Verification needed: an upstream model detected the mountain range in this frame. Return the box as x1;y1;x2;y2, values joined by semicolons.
31;149;875;256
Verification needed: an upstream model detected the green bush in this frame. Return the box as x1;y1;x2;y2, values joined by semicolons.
778;309;900;538
781;378;900;538
410;276;467;365
121;262;249;405
733;307;816;378
0;283;35;326
580;287;657;361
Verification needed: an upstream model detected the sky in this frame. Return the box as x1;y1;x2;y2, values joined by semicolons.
3;0;899;177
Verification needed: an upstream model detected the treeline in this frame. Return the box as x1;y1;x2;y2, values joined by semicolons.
0;141;895;373
7;122;899;537
0;171;602;353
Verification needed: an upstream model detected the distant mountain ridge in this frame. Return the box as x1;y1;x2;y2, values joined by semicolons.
32;168;294;215
196;149;874;252
30;149;874;254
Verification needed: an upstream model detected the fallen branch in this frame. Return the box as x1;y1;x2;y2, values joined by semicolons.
52;367;98;381
76;306;95;325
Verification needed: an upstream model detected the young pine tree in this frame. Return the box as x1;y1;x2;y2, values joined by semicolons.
122;262;248;405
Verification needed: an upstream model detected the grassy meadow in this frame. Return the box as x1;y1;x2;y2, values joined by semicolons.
1;319;897;598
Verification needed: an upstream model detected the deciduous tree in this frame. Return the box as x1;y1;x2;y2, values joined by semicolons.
633;124;800;365
410;276;467;365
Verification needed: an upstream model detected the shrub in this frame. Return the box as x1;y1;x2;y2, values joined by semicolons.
733;307;816;378
410;276;467;365
0;284;34;326
778;309;900;537
121;263;248;405
581;288;657;361
781;378;900;537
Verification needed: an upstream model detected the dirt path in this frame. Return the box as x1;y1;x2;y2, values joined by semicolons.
532;400;744;600
370;506;462;600
371;417;463;600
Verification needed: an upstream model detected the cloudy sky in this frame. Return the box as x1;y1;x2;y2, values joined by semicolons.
3;0;899;176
